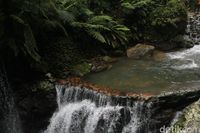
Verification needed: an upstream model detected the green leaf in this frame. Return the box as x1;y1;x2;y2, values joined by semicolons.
23;24;40;61
10;15;25;25
88;31;106;43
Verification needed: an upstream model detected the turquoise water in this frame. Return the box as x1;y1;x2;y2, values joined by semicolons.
84;46;200;94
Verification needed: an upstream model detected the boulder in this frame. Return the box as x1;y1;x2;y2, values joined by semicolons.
152;50;166;61
102;56;117;63
126;44;155;59
169;99;200;133
174;35;194;48
111;50;125;57
72;62;92;76
14;79;57;133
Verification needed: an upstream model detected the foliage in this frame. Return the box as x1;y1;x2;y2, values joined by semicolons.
121;0;187;42
0;0;130;63
55;0;130;47
0;9;40;61
0;0;188;76
72;15;130;47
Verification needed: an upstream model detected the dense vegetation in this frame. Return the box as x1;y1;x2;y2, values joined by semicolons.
1;1;198;132
0;0;188;78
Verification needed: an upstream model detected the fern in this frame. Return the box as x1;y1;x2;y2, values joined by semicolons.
23;24;40;61
88;31;106;43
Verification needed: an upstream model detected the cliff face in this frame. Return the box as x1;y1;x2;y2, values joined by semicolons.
14;80;57;133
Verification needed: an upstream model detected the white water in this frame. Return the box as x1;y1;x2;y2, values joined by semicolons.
0;64;22;133
167;13;200;70
45;12;200;133
167;45;200;70
45;86;151;133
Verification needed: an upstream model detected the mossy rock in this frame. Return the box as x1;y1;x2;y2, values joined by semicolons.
102;56;117;63
170;99;200;133
71;62;92;76
30;80;54;92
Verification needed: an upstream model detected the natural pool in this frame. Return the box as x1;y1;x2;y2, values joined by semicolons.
84;45;200;94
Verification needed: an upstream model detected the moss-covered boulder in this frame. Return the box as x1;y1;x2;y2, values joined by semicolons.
169;99;200;133
71;62;92;76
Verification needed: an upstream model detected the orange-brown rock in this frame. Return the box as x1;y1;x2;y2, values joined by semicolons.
56;77;154;100
198;0;200;5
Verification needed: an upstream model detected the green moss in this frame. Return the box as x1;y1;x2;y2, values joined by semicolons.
150;0;187;41
29;80;54;92
121;0;187;43
71;62;92;76
170;116;186;133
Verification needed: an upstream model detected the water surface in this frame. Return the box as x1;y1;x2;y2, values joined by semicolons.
84;46;200;94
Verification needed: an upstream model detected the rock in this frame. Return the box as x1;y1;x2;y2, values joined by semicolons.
111;50;125;57
90;57;115;73
92;64;108;73
126;44;155;59
72;62;92;76
152;50;166;61
14;79;57;133
171;35;194;49
169;99;200;133
102;56;117;63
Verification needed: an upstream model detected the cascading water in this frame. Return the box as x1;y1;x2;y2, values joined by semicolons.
167;12;200;70
185;12;200;44
45;85;154;133
0;63;22;133
45;12;200;133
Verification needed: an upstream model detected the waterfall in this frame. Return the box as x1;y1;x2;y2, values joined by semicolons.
44;8;200;133
45;85;154;133
0;63;22;133
167;12;200;70
186;12;200;45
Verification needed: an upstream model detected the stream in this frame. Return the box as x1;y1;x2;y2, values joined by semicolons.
84;12;200;95
44;13;200;133
84;45;200;94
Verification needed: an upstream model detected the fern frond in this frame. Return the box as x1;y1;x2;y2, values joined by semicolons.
57;10;75;24
23;24;40;61
88;15;113;24
10;15;25;25
88;31;106;43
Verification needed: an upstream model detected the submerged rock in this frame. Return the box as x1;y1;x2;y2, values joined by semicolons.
126;44;155;59
90;57;116;73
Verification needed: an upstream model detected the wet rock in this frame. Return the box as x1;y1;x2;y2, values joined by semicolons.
111;50;125;57
171;35;194;49
152;50;166;61
154;42;179;51
72;62;92;76
102;56;117;63
91;64;108;73
90;57;115;73
126;44;155;59
169;99;200;133
14;79;57;133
